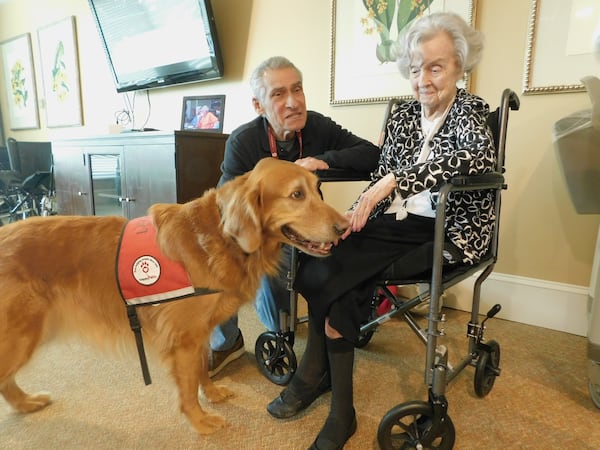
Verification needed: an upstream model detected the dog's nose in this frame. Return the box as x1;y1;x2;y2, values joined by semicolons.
334;223;348;237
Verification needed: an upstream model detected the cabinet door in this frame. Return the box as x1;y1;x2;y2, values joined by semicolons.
123;144;176;219
88;151;124;217
52;145;93;215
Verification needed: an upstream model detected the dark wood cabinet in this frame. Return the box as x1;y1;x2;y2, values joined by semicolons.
52;131;227;218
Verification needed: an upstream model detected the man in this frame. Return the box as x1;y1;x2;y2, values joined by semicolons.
191;105;219;129
208;56;380;377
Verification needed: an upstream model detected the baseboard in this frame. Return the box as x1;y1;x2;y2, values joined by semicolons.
444;272;590;337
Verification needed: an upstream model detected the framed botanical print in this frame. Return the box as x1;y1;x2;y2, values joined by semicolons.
37;16;83;126
0;33;40;130
330;0;476;105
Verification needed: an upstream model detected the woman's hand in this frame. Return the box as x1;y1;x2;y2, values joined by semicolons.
347;173;396;234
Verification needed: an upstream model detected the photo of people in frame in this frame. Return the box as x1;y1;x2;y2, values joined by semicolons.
181;95;224;132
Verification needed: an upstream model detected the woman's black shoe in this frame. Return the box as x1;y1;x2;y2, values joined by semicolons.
308;413;357;450
266;374;330;419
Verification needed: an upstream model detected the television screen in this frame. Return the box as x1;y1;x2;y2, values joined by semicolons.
88;0;224;93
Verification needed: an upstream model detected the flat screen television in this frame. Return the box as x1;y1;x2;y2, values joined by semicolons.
88;0;224;93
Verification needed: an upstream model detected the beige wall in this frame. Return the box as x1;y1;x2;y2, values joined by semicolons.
1;0;599;287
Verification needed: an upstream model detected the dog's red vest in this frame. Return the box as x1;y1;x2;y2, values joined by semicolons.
117;216;194;305
117;216;219;385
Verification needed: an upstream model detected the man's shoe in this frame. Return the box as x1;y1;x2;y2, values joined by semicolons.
267;373;330;419
208;332;245;377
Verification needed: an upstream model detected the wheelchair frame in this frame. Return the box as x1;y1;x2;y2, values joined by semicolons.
254;89;520;449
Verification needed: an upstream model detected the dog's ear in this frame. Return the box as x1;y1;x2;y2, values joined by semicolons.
216;175;262;254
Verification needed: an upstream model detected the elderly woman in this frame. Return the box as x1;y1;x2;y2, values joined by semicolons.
266;12;495;450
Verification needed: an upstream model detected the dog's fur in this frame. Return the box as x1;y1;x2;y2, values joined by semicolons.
0;158;348;434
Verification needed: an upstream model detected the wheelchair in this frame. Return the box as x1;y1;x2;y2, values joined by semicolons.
0;138;55;225
254;89;520;448
0;171;55;224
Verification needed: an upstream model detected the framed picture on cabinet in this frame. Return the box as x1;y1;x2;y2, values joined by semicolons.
0;33;40;130
37;16;83;127
329;0;476;105
181;95;225;132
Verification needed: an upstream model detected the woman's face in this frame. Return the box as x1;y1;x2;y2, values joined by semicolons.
409;31;463;119
253;67;307;140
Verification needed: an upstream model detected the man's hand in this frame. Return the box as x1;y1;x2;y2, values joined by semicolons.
295;157;329;171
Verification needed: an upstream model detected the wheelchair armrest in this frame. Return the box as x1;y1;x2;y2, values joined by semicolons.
315;168;371;182
448;172;505;190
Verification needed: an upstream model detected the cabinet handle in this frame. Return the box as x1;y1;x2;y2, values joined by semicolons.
118;197;136;203
77;191;88;196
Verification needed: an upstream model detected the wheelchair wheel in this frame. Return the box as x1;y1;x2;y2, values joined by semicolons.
356;310;379;349
474;339;501;398
254;331;297;385
377;400;455;449
355;295;382;348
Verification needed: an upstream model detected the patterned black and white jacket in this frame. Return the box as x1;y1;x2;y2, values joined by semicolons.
359;88;496;264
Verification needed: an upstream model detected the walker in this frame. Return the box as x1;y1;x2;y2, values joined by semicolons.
553;75;600;408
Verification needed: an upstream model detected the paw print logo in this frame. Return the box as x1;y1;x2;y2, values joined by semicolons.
133;256;161;285
139;260;150;274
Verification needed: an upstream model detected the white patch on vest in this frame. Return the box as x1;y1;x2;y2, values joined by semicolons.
132;255;161;285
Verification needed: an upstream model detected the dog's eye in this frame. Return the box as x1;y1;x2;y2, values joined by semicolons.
291;190;304;200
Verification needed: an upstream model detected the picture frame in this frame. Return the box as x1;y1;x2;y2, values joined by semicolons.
0;104;5;145
330;0;476;105
37;16;83;127
523;0;599;95
181;95;225;132
0;33;40;130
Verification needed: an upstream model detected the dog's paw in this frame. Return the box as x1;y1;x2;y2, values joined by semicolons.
16;391;52;413
191;412;226;435
202;383;234;403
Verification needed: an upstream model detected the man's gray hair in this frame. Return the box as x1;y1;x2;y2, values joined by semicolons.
395;12;484;79
249;56;303;103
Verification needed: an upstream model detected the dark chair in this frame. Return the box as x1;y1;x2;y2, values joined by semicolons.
0;146;10;171
0;138;54;224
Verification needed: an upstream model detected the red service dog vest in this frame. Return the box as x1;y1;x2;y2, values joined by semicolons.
117;216;219;386
117;216;194;305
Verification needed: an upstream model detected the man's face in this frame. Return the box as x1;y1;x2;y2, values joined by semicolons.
253;67;307;140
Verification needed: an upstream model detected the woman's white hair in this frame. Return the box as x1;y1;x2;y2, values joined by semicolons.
395;12;484;79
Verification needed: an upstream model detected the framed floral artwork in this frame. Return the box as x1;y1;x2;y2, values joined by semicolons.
523;0;600;95
330;0;476;105
37;16;83;127
0;33;40;130
0;104;5;144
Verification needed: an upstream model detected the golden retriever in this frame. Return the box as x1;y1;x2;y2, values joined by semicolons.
0;158;349;434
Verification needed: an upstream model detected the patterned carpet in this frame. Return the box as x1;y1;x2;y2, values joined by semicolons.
1;302;598;449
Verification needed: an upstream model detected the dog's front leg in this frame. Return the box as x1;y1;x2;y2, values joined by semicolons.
170;346;229;434
198;348;234;404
